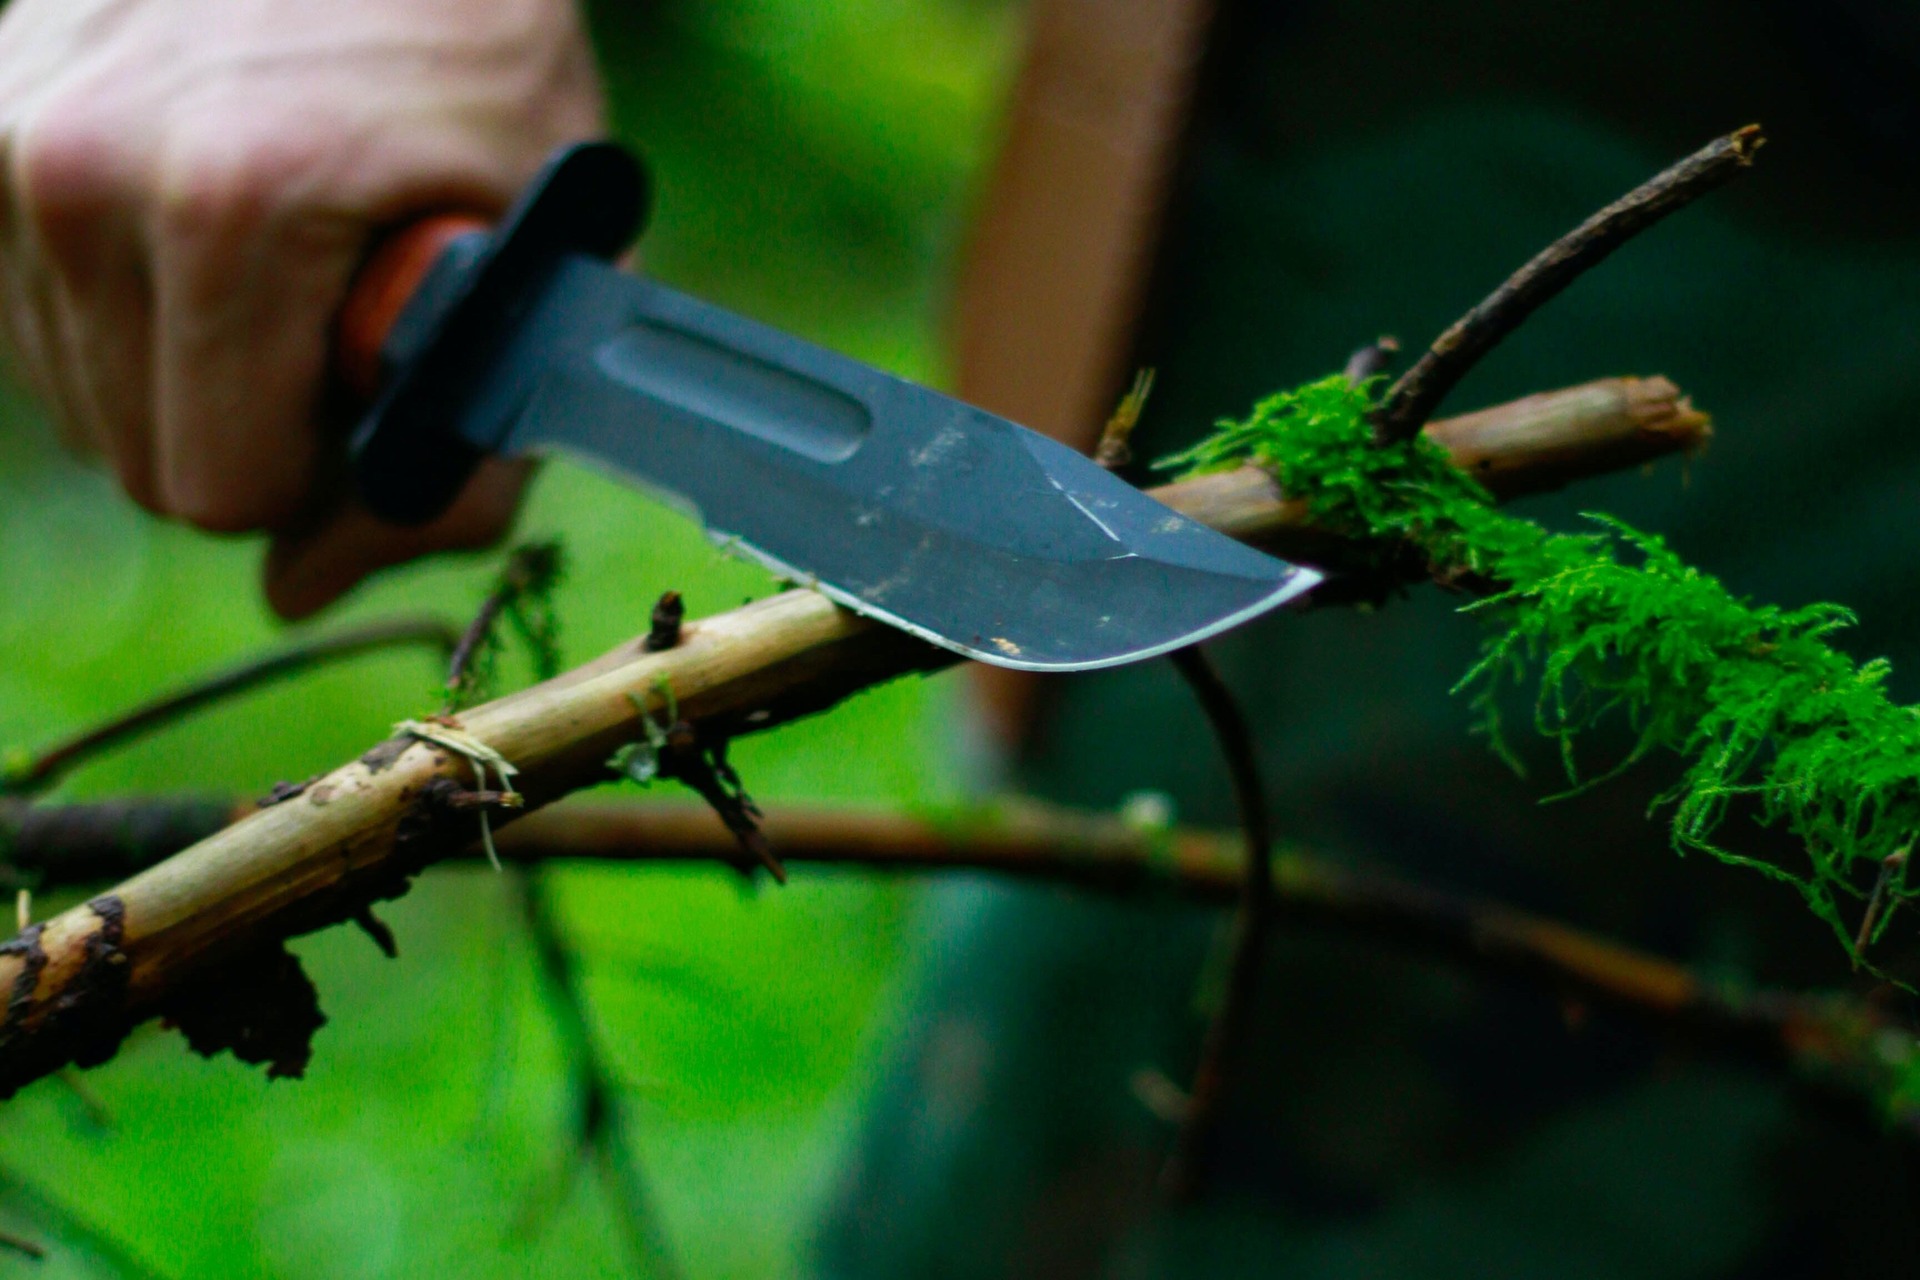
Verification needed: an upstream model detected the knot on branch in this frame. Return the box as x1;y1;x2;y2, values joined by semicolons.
645;591;686;652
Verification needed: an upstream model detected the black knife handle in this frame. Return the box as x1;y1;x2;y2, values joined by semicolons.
336;141;649;525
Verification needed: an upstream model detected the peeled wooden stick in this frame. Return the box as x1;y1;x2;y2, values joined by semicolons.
1423;374;1709;497
0;375;1709;1096
1158;374;1708;550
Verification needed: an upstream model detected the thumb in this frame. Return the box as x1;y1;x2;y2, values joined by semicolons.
263;456;535;620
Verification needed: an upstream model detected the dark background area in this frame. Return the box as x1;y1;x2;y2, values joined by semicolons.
837;2;1920;1276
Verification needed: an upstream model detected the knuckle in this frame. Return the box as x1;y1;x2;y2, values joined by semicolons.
155;120;324;240
9;98;141;235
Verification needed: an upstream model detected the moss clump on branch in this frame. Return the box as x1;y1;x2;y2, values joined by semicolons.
1161;375;1920;956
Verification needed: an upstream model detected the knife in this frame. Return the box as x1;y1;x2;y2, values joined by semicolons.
337;142;1320;670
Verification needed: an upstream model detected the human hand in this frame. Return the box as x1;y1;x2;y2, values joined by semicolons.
0;0;605;617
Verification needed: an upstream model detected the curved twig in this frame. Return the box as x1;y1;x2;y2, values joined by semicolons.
1373;126;1761;442
445;543;563;711
1161;647;1272;1196
3;617;460;796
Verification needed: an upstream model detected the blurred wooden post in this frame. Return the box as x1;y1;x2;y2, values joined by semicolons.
954;0;1215;746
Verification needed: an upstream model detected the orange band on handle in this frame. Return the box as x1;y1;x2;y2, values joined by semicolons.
335;214;491;402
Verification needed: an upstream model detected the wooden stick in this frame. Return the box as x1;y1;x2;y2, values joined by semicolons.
0;376;1709;1097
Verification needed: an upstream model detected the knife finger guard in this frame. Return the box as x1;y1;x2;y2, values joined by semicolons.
338;141;650;525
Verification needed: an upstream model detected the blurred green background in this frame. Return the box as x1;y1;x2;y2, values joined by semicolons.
0;1;1024;1274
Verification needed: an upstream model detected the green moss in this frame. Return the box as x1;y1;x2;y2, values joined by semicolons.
1161;374;1920;957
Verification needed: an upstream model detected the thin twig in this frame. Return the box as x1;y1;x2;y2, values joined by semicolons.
1161;647;1273;1196
435;787;525;813
513;870;684;1279
446;543;564;711
1094;368;1157;470
55;1067;112;1130
0;1227;44;1259
0;1162;173;1276
1373;126;1762;442
1854;847;1910;969
660;732;785;884
621;602;782;881
1342;336;1400;384
1;617;459;797
0;796;240;886
503;802;1920;1145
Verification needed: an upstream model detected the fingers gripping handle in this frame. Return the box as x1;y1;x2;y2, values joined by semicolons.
337;142;650;525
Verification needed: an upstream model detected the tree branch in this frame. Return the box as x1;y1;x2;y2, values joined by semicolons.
0;376;1708;1097
505;802;1920;1141
0;1227;43;1260
4;791;1912;1134
0;796;244;886
1373;126;1761;442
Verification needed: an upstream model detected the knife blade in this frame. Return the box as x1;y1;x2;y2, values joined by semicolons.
339;142;1320;670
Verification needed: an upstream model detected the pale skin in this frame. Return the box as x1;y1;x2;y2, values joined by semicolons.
0;0;606;617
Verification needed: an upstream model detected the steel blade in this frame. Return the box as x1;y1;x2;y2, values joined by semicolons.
486;258;1320;670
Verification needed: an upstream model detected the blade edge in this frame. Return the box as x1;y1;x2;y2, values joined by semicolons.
716;531;1324;672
